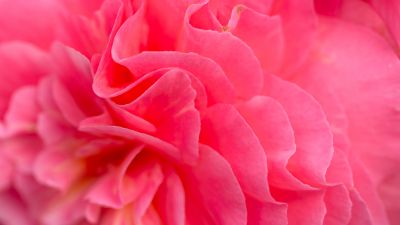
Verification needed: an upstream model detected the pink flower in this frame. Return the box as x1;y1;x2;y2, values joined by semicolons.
0;0;399;225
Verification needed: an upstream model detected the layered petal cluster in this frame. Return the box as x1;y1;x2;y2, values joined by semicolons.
0;0;399;225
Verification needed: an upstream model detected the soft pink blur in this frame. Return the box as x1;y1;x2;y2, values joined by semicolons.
0;0;399;225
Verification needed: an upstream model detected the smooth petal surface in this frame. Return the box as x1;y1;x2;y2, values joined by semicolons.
181;145;247;225
201;104;270;200
294;17;400;223
180;2;264;99
264;75;334;186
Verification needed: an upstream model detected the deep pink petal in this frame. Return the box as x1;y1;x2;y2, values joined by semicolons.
271;0;318;76
111;51;235;104
179;2;264;99
118;69;200;163
0;155;12;191
273;189;326;225
154;170;185;225
368;0;400;47
229;6;284;73
295;17;400;223
323;185;352;225
348;190;374;225
201;103;270;200
181;145;247;225
264;75;334;186
237;96;312;191
246;197;288;225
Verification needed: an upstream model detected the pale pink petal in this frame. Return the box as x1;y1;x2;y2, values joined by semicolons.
1;135;41;173
0;42;48;117
0;191;36;225
3;86;39;136
50;44;103;125
33;150;85;191
36;111;77;146
40;185;88;225
0;0;64;48
14;174;58;219
86;146;142;208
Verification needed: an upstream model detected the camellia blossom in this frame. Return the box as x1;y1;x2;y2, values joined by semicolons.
0;0;399;225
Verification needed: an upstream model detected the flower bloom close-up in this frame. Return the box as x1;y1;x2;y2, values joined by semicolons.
0;0;399;225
